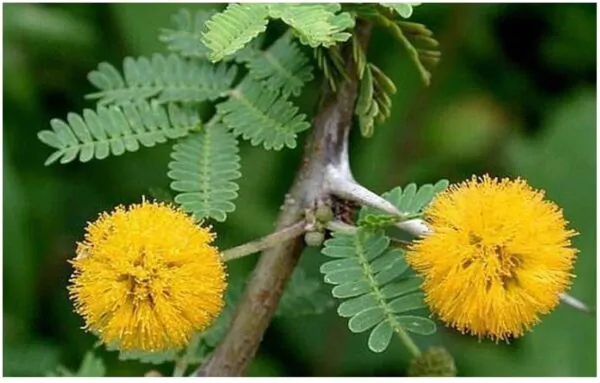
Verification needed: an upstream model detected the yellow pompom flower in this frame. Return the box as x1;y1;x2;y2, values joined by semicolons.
406;175;577;341
68;201;227;352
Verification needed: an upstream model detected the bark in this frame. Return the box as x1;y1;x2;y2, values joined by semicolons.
196;21;373;376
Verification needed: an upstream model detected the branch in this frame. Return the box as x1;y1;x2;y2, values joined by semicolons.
196;21;373;376
221;221;308;262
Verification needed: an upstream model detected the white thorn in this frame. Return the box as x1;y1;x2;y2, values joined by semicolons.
560;293;593;313
326;165;399;215
326;165;430;237
397;218;432;237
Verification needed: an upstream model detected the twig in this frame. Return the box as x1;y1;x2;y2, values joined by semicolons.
221;221;308;262
196;21;374;377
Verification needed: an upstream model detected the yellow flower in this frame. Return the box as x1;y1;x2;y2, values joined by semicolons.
406;175;577;340
68;201;227;352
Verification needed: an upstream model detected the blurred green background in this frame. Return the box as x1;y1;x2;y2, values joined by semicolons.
3;3;596;377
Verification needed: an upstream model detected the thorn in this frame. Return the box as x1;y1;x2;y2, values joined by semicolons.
326;165;398;215
325;165;430;237
560;293;594;315
396;218;431;237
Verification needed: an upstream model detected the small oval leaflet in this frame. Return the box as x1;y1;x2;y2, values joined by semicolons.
349;307;386;333
396;315;437;336
368;320;394;353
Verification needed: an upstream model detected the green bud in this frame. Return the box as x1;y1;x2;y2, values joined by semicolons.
304;231;325;247
315;204;334;223
408;347;457;377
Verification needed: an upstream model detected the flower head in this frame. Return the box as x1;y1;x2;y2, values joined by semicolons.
406;175;577;340
69;201;227;352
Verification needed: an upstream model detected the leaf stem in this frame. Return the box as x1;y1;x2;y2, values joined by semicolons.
394;325;422;357
325;220;358;235
221;220;308;262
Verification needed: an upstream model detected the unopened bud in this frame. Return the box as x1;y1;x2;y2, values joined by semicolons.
408;347;457;377
315;204;334;223
304;231;325;247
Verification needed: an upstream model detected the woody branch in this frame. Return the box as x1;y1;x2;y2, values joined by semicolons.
196;21;373;376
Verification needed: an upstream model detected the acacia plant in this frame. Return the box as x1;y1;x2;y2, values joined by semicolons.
38;3;587;377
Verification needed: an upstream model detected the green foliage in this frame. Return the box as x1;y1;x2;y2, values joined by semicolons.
201;4;355;63
408;347;457;377
320;228;435;353
202;4;270;62
358;179;449;229
383;4;421;19
237;32;314;97
268;4;355;48
38;102;199;165
168;123;241;222
314;45;348;92
86;54;237;105
111;347;180;365
276;268;335;317
4;342;61;377
355;63;397;137
360;8;440;86
159;9;217;59
217;78;311;150
391;21;440;86
48;351;106;377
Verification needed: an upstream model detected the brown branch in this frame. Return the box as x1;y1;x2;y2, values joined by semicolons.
196;21;373;376
221;221;308;262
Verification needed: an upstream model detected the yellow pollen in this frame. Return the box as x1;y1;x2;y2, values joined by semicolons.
406;174;578;341
68;201;227;352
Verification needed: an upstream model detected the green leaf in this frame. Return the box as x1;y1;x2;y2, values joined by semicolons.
348;307;385;333
6;342;60;377
385;19;440;86
86;54;237;106
388;291;426;314
320;257;361;274
217;78;311;150
74;352;106;377
202;4;269;62
109;346;180;365
373;249;409;286
384;4;421;19
268;4;355;48
324;267;365;285
332;280;372;298
368;320;394;353
357;180;449;228
322;233;356;258
379;277;422;299
168;123;241;222
399;183;417;211
159;9;218;59
337;293;378;318
396;315;437;335
276;268;334;317
321;227;436;354
355;64;397;137
238;32;314;97
39;102;199;165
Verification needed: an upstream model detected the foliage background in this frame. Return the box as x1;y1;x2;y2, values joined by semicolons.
3;3;596;377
